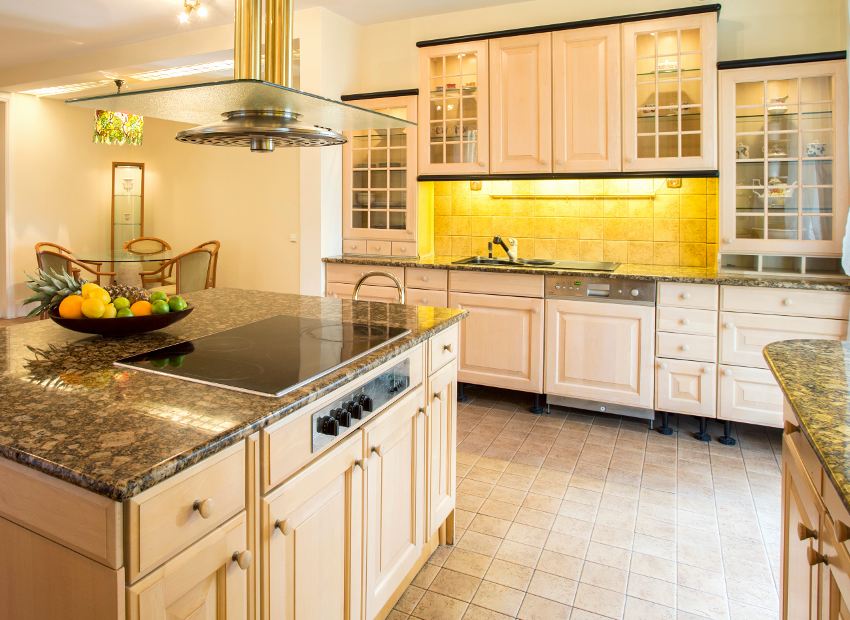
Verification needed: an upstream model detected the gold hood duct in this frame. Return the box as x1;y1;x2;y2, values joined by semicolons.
67;0;413;151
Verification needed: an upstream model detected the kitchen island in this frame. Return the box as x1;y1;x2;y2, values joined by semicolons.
765;340;850;618
0;288;465;620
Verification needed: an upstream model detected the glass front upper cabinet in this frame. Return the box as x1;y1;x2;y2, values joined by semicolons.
622;13;717;171
418;40;490;175
342;95;418;255
720;60;848;255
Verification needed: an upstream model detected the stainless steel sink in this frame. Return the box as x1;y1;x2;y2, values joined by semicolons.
452;256;517;266
452;256;619;272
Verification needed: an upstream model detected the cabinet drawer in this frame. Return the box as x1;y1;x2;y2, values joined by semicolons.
449;271;544;297
327;282;402;303
718;365;783;427
406;268;448;291
392;242;417;257
785;417;824;495
656;307;717;336
326;263;405;286
343;240;367;255
429;324;458;374
655;358;716;417
366;241;391;255
657;282;719;310
721;286;850;319
720;312;846;368
406;288;448;307
656;332;716;362
126;442;246;583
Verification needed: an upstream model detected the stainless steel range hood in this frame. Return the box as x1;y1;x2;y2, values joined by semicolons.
66;0;414;151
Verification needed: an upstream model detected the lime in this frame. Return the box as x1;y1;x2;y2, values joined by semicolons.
150;358;169;368
102;303;117;319
168;295;188;312
151;300;170;315
113;297;131;310
168;355;185;367
116;308;134;318
150;291;168;303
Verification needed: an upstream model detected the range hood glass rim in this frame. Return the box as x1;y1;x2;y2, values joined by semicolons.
65;78;416;131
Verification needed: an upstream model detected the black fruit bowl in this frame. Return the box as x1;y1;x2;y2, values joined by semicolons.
47;306;193;337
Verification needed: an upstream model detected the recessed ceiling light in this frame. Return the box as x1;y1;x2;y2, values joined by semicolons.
129;60;235;81
20;80;110;97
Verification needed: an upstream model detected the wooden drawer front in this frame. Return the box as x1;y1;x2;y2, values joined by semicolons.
656;307;717;336
720;312;846;369
721;285;850;319
655;359;716;417
392;241;417;257
785;419;824;495
658;282;719;310
326;282;402;303
406;268;448;291
128;442;246;583
719;365;783;427
429;324;459;374
326;263;405;286
822;476;850;560
406;288;448;307
366;240;392;256
656;332;716;362
343;239;367;255
449;271;544;297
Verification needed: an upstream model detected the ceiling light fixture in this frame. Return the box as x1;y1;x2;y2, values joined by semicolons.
130;60;235;81
21;80;111;97
179;0;208;24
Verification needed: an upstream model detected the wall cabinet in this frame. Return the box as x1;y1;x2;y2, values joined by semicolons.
343;96;418;257
489;33;552;173
621;12;717;170
552;25;621;172
419;41;490;174
427;361;457;536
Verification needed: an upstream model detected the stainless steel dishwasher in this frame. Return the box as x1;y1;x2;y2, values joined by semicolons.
544;275;660;427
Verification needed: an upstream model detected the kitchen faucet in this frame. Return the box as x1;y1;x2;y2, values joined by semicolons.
492;236;518;262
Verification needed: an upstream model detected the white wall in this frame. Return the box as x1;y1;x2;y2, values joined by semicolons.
5;94;300;316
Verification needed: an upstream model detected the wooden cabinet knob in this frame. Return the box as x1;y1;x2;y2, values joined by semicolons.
783;420;800;434
680;318;690;326
680;292;691;300
798;522;818;541
700;366;709;374
192;498;214;519
807;547;827;566
422;276;429;282
274;519;290;535
679;344;690;352
722;368;732;377
835;520;850;543
232;550;252;570
443;343;453;352
723;322;732;329
783;298;793;306
371;446;383;458
419;406;429;417
658;362;669;370
354;459;365;471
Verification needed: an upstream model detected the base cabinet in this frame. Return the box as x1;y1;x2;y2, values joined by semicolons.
427;361;457;536
719;365;784;427
655;358;715;417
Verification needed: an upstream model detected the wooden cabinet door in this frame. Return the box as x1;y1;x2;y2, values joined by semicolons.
448;292;544;393
419;41;490;175
622;12;717;171
545;299;655;408
127;513;249;620
655;358;716;417
263;433;364;620
782;433;821;620
552;25;621;172
427;361;457;538
364;386;426;619
821;518;850;619
719;365;783;427
489;33;552;173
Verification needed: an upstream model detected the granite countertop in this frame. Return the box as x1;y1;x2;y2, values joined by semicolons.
765;340;850;512
0;289;465;501
324;255;850;292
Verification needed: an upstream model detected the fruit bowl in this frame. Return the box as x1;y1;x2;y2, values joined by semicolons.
47;306;193;337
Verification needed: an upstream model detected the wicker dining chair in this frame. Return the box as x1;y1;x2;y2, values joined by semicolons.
34;243;115;284
139;248;213;295
193;240;220;288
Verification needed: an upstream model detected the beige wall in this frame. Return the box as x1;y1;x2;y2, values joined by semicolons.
5;94;300;317
351;0;847;92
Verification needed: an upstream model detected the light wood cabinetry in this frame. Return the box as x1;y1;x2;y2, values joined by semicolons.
427;361;457;537
419;41;490;174
719;364;784;427
621;12;717;170
489;33;552;173
552;25;621;172
656;358;715;416
342;96;418;256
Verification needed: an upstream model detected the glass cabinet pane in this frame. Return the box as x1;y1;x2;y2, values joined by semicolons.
427;49;482;166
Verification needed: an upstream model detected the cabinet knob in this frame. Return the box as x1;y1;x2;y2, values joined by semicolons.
680;318;690;326
680;292;691;300
679;344;690;352
701;366;709;374
419;406;429;417
371;446;383;458
798;522;818;541
443;343;453;352
232;550;253;570
354;459;365;471
807;547;827;566
274;519;290;535
722;368;732;377
192;498;214;519
783;298;793;306
836;520;850;543
658;362;669;370
478;161;486;167
723;322;732;329
422;276;429;282
722;238;731;244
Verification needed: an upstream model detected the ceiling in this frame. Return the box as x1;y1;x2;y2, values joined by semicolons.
296;0;523;24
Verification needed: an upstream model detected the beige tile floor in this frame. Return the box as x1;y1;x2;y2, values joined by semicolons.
390;386;782;620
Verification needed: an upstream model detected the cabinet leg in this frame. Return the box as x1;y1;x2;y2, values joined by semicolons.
458;382;468;403
444;510;455;545
718;421;737;446
657;411;674;435
530;393;546;414
647;418;655;431
693;417;711;442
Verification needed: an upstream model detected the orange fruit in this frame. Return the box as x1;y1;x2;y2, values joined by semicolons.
130;300;152;316
58;294;84;319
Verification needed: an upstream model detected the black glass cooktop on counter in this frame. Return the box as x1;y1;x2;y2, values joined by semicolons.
115;315;410;397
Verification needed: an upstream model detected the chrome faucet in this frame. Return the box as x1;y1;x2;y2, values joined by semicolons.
352;271;405;304
492;236;518;262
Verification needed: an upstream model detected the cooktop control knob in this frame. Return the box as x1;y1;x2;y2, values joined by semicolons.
358;394;374;411
331;407;351;427
630;289;640;298
346;400;364;419
317;415;339;436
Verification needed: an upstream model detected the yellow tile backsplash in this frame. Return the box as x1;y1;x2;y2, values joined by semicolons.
427;178;718;268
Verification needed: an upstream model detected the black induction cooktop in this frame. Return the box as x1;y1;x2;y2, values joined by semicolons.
115;315;410;397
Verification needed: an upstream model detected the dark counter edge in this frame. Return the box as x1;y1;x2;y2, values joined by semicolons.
0;311;467;502
323;256;850;292
765;345;850;515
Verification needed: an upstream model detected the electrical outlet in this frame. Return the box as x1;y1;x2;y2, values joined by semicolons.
666;178;682;189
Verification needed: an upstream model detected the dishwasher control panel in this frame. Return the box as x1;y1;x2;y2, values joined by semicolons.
545;276;656;304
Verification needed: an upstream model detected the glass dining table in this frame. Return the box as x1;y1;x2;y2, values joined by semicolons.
77;251;173;286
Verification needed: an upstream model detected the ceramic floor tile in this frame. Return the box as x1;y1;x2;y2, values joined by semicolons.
484;559;535;591
462;604;515;620
623;596;675;620
573;582;627;619
444;548;494;578
627;573;677;608
471;581;526;617
517;593;572;619
580;560;628;594
395;585;426;614
412;590;469;620
527;570;578;605
496;539;543;568
428;568;483;603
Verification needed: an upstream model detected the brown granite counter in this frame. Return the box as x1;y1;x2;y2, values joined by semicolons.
0;289;465;501
765;340;850;513
324;255;850;292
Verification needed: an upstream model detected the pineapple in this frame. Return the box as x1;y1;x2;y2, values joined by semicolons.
104;283;150;305
23;269;84;317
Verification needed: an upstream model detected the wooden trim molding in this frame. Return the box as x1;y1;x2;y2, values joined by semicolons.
718;50;847;70
416;4;721;47
341;89;419;101
417;170;719;182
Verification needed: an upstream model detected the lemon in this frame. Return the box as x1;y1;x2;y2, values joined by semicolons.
81;298;106;319
102;303;117;319
81;283;101;299
58;294;84;319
